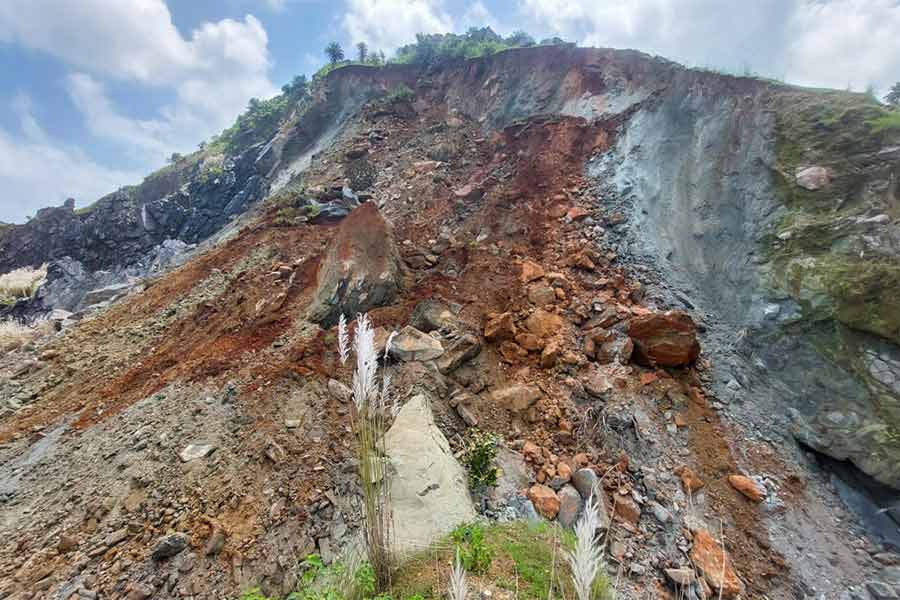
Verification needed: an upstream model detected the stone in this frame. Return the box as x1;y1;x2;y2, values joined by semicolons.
386;394;476;557
499;341;528;362
527;484;560;519
572;468;599;500
409;300;456;332
727;475;765;502
796;165;831;191
520;260;545;283
540;342;560;369
484;312;516;341
650;501;672;524
57;534;78;554
665;568;694;587
515;333;544;352
594;332;633;365
203;528;226;556
557;485;583;528
690;529;744;598
528;283;556;306
178;444;215;463
390;326;444;362
629;310;700;367
151;533;189;561
525;309;564;339
566;206;590;221
82;282;133;306
126;583;153;600
328;378;352;403
456;404;478;427
106;528;129;547
436;334;481;374
613;494;641;527
583;368;612;398
556;461;572;482
675;466;704;494
867;581;900;599
307;203;402;327
492;384;542;413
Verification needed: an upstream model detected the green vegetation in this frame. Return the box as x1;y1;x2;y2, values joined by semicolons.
460;430;499;491
868;109;900;134
386;84;415;104
326;42;345;65
392;521;610;600
886;81;900;107
392;27;552;68
450;523;493;574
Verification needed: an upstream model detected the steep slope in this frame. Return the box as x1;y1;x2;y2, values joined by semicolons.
1;45;899;600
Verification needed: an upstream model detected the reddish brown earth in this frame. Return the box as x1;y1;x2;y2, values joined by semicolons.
0;73;884;600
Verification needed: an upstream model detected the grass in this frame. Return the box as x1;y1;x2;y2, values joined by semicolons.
868;110;900;134
391;521;611;600
0;320;40;353
0;265;47;305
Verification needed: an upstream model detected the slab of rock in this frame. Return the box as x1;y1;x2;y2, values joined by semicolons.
727;475;765;502
484;312;517;341
557;485;583;528
665;568;694;587
492;384;542;413
629;310;700;367
409;300;457;332
675;465;704;494
390;326;444;362
151;533;189;561
436;333;481;374
690;529;744;598
82;282;133;306
307;203;401;327
178;444;215;463
527;484;560;519
795;165;831;191
386;394;476;557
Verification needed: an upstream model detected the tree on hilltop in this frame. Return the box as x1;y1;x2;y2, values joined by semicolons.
325;42;344;65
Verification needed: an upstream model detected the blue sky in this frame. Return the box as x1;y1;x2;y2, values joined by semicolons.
1;0;899;223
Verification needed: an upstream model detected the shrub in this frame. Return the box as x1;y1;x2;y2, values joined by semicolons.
450;523;494;574
461;430;500;491
386;84;414;103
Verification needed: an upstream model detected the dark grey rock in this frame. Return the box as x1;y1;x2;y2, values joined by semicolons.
151;533;189;560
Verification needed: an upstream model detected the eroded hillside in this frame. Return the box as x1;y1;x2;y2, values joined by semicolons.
2;45;900;600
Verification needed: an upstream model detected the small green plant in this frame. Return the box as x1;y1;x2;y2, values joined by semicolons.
239;588;277;600
461;430;500;490
450;523;494;574
387;84;414;103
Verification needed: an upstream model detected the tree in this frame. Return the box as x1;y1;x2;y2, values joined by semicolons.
325;42;344;65
168;152;183;164
356;41;368;63
281;74;308;98
886;82;900;107
506;30;536;47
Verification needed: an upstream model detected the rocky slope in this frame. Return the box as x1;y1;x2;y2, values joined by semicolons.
1;45;899;600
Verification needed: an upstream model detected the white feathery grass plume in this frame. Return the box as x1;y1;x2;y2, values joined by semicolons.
338;313;350;366
567;491;604;600
449;548;468;600
352;313;378;411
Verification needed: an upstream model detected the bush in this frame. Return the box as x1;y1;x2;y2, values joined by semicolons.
392;27;553;68
461;429;500;490
450;523;494;574
386;84;415;103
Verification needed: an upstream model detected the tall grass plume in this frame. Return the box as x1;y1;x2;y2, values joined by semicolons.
566;492;606;600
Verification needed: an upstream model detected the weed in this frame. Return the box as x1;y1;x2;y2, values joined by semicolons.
387;84;415;103
451;523;494;574
461;430;499;491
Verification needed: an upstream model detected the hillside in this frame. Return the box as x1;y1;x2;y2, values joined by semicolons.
1;43;900;600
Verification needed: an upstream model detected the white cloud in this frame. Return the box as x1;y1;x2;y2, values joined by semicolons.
0;95;142;223
0;0;278;221
343;0;454;51
517;0;900;92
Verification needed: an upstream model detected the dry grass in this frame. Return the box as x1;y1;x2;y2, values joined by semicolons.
0;265;47;304
0;320;38;352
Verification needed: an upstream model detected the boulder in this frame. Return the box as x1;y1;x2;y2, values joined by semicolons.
409;300;456;332
727;475;765;502
520;260;545;283
628;310;700;367
524;309;564;339
436;333;481;374
386;394;476;556
390;326;444;362
307;203;401;327
492;384;542;413
527;484;560;519
484;312;516;341
528;283;556;306
795;165;830;191
151;533;189;561
571;468;598;500
557;485;583;528
690;529;744;598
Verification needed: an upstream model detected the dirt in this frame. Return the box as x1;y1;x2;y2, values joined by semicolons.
0;57;891;600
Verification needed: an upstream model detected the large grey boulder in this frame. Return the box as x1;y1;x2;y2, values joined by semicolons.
386;394;476;556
